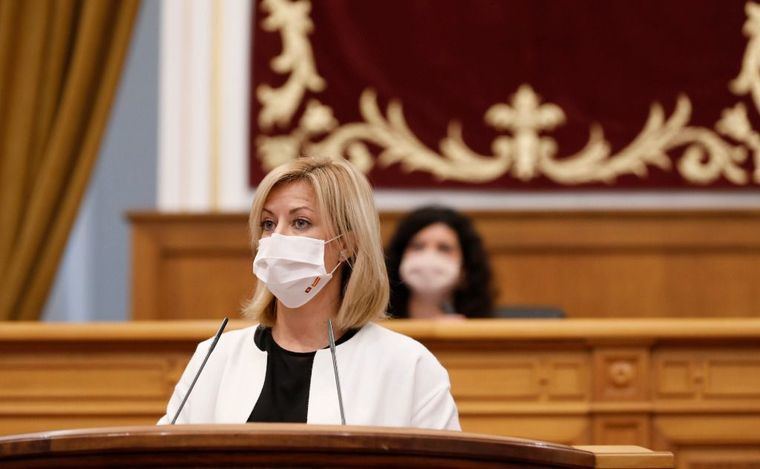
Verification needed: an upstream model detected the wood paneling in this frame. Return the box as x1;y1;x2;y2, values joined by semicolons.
676;447;760;469
594;348;650;402
593;415;651;447
0;319;758;469
653;349;760;407
129;214;253;320
128;210;760;320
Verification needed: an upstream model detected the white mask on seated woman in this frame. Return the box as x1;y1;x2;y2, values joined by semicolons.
399;251;460;299
253;233;343;308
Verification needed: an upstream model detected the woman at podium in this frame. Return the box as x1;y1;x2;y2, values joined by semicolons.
159;156;460;430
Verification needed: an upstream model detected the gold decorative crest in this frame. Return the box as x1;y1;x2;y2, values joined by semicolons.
256;0;760;185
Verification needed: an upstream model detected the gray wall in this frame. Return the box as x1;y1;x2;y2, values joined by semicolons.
43;1;159;321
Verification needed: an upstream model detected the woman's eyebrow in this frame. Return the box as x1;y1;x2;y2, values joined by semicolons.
261;206;314;215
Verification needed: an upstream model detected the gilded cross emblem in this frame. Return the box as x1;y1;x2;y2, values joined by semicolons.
486;85;566;180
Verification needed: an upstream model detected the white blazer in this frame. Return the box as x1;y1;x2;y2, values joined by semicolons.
158;322;461;431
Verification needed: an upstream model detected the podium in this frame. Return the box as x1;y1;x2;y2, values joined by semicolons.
0;424;672;468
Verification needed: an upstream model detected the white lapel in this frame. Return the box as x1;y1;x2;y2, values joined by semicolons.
214;327;268;423
308;349;343;424
306;325;368;425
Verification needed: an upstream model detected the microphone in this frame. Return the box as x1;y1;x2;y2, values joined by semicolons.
170;317;229;424
327;319;346;425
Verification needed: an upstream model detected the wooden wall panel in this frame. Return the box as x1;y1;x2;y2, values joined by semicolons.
676;447;760;469
653;348;760;409
161;256;253;319
1;319;759;469
593;348;650;402
592;415;651;446
653;415;760;469
130;214;254;319
0;355;170;399
129;211;760;320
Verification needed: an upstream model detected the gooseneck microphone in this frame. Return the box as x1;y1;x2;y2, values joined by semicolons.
170;317;229;424
327;319;347;425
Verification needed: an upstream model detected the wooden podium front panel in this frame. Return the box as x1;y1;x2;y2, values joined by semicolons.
129;211;760;320
0;319;756;469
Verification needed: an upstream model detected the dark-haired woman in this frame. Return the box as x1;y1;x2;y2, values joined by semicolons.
386;206;494;319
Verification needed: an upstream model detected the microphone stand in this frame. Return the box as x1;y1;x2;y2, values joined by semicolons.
327;319;346;425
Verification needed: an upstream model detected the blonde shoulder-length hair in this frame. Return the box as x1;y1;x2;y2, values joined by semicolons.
243;156;389;329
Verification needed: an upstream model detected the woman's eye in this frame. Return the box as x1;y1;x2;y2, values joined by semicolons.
293;218;311;230
260;220;275;231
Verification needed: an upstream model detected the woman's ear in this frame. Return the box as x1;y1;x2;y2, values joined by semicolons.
339;231;357;259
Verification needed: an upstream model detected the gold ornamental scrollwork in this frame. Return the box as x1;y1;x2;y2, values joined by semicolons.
256;0;325;131
255;0;760;185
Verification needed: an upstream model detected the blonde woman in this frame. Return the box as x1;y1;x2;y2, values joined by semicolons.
159;157;460;430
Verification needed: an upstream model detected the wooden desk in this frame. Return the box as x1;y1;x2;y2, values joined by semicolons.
0;319;758;468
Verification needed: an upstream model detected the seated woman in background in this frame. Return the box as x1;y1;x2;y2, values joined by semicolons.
386;206;494;319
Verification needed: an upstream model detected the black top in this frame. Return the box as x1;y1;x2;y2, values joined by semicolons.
247;325;358;423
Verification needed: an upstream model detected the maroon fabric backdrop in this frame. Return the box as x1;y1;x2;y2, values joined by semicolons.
250;0;760;190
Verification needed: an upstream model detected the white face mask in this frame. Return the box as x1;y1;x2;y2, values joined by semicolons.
253;233;342;308
400;251;461;298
